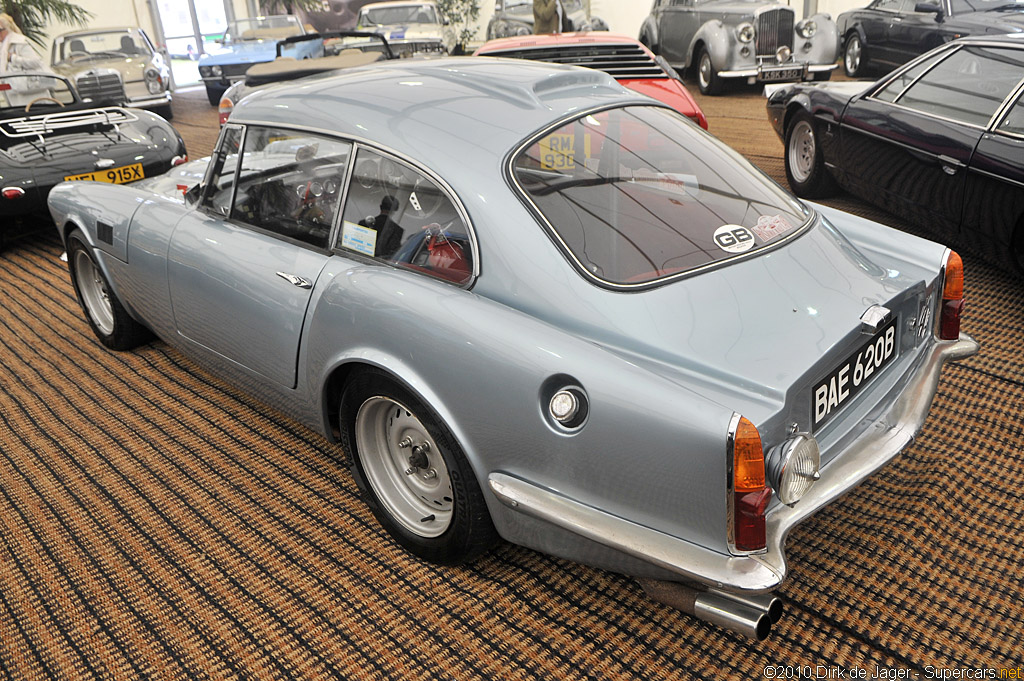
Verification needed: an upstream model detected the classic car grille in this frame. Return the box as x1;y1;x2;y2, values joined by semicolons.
0;108;138;140
221;63;259;78
756;9;795;57
486;43;666;79
75;72;127;105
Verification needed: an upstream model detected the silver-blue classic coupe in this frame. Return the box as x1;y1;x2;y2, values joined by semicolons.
48;58;978;640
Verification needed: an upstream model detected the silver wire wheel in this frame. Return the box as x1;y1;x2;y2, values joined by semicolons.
74;248;115;337
354;396;454;538
787;119;817;185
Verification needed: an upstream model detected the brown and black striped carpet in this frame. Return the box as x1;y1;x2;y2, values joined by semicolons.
0;84;1022;679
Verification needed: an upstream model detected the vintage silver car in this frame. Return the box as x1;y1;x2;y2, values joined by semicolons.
487;0;608;39
48;58;976;640
50;27;173;118
639;0;839;94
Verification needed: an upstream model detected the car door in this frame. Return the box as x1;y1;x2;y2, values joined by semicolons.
889;0;948;65
962;82;1024;266
167;124;353;389
838;44;1022;238
659;0;700;66
861;0;902;67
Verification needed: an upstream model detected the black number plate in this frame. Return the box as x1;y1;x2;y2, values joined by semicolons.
811;318;898;430
760;66;805;82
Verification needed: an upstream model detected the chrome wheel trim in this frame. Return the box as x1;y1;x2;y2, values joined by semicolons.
698;51;713;89
845;36;861;75
788;120;816;184
355;396;453;538
74;249;115;336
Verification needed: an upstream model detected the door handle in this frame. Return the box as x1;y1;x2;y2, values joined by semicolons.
276;271;312;289
937;154;964;176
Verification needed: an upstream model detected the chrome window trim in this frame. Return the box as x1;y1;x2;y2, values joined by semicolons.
216;117;481;286
199;123;246;216
991;80;1024;138
867;41;959;103
505;102;815;292
868;42;1024;131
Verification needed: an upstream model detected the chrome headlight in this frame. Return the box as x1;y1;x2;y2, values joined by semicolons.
211;65;223;77
797;19;817;39
766;434;820;506
514;23;531;36
737;22;755;43
144;68;162;94
199;65;211;77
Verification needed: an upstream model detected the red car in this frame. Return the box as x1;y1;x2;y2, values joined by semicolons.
474;33;708;130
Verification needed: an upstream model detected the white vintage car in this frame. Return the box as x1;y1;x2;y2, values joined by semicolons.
356;0;456;55
50;27;173;118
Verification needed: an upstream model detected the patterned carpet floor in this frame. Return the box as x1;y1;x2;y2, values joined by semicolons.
0;83;1021;679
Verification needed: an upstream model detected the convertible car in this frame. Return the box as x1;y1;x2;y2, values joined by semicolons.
474;32;708;129
767;35;1024;275
1;72;186;246
49;58;977;640
50;27;173;119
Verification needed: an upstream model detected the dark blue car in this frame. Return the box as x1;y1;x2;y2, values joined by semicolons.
767;34;1024;275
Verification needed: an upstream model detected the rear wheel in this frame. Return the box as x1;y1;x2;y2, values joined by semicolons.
785;111;837;198
696;47;723;96
844;33;867;78
1012;220;1024;278
67;230;151;350
340;369;498;565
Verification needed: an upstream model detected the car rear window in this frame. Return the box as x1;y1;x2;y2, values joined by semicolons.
511;105;810;286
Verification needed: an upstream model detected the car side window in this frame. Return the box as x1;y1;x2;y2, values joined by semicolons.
230;127;352;249
872;0;902;11
201;125;243;217
997;94;1024;137
338;148;473;285
889;46;1024;127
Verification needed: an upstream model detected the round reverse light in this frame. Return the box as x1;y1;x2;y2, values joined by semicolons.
766;434;820;506
776;46;792;63
549;390;579;423
738;22;755;43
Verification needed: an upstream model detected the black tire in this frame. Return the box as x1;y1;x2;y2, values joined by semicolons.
1011;220;1024;278
844;33;867;78
67;230;152;350
339;368;498;565
813;70;833;82
696;46;723;96
784;111;838;199
204;83;225;106
155;103;174;120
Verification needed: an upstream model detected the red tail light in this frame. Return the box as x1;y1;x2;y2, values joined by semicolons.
939;251;964;341
730;415;769;553
2;186;25;200
218;97;233;126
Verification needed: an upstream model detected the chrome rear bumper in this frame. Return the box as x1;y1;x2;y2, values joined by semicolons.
489;333;978;593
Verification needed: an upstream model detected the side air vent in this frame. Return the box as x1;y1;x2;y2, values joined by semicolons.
97;222;114;245
490;43;667;79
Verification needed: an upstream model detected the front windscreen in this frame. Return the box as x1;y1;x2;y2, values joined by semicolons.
54;29;153;63
512;105;811;286
360;5;439;25
228;16;303;42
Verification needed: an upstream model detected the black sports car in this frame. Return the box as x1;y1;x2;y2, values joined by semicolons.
766;35;1024;275
1;72;186;246
838;0;1024;77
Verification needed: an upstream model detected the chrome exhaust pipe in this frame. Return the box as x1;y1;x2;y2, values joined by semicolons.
638;579;779;640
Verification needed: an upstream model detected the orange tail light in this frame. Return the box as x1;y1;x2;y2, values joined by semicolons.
939;250;964;341
731;416;770;553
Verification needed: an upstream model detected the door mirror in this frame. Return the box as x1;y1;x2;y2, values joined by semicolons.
914;2;944;18
185;182;202;206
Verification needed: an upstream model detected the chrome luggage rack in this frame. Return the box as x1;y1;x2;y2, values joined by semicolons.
1;107;137;143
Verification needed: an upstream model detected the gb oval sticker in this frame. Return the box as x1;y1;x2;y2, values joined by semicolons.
713;225;755;253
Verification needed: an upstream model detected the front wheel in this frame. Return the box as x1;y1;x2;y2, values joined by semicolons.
67;230;151;350
844;33;867;78
696;47;723;96
204;83;225;106
340;369;498;565
785;112;837;199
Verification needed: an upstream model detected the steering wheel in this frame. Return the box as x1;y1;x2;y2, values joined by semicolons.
25;96;66;113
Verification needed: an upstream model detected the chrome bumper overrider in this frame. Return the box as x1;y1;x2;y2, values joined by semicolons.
488;333;978;593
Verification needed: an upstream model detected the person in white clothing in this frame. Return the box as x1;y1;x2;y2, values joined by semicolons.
0;13;45;74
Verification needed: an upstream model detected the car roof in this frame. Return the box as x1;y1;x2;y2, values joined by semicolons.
231;57;650;168
476;32;649;54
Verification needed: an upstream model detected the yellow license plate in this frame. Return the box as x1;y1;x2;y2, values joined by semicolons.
64;163;145;184
539;133;592;171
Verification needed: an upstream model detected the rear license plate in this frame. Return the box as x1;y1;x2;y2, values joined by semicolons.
64;162;145;184
812;318;898;430
759;66;805;82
